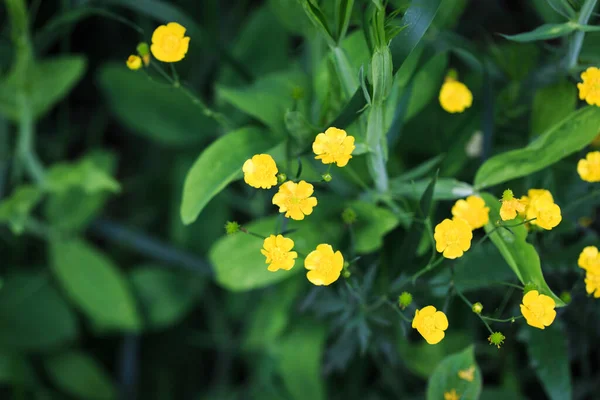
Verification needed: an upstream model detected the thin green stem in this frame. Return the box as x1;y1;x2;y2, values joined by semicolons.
240;227;267;240
566;0;597;69
411;256;445;284
17;93;45;184
481;315;523;323
385;299;412;323
150;61;174;84
169;63;180;86
455;287;494;334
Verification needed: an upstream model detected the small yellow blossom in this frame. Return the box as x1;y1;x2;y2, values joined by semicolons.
412;305;448;345
261;234;298;272
458;365;475;382
312;127;355;167
451;195;490;230
151;22;190;62
304;244;344;286
272;180;318;220
585;271;600;298
242;154;278;189
444;389;460;400
578;67;600;106
578;246;600;272
526;194;562;230
439;77;473;113
434;218;473;259
577;151;600;182
499;189;526;221
520;290;556;330
126;55;143;70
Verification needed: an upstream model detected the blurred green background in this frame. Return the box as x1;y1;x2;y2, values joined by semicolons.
1;0;600;399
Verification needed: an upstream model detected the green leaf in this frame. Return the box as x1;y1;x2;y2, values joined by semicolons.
390;177;473;201
335;0;354;42
426;346;482;400
397;332;471;378
350;201;399;254
519;322;572;400
268;0;313;34
46;157;120;194
44;351;116;400
129;265;204;330
500;23;577;42
531;80;576;137
393;154;445;182
0;353;38;388
405;52;448;121
0;272;78;352
50;239;142;331
45;150;118;233
453;243;516;292
217;69;308;135
480;193;564;306
474;106;600;190
0;56;86;121
298;0;336;46
98;64;218;146
0;185;43;234
180;127;279;225
274;320;326;400
209;216;341;291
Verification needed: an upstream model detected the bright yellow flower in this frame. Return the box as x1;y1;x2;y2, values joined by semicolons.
304;244;344;286
126;55;143;70
451;195;489;230
434;218;473;259
578;67;600;106
526;194;561;230
577;151;600;182
439;77;473;113
499;189;526;221
151;22;190;62
520;290;556;330
261;234;298;272
528;189;554;202
585;270;600;298
578;246;600;272
312;127;355;167
242;154;278;189
444;389;460;400
458;365;475;382
412;305;448;345
272;180;318;220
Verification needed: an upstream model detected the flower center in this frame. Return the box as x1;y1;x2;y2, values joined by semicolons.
270;247;286;262
527;303;545;320
422;315;436;334
160;34;180;54
255;164;272;180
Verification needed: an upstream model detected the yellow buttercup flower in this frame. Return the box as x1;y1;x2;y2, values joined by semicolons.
444;389;460;400
520;290;556;330
304;244;344;286
578;246;600;272
412;305;448;345
261;234;298;272
434;218;472;259
578;67;600;106
499;189;526;221
272;180;318;220
458;365;475;382
151;22;190;62
242;154;278;189
585;271;600;298
312;127;355;167
451;195;490;230
577;151;600;182
439;77;473;113
126;55;142;70
526;193;561;230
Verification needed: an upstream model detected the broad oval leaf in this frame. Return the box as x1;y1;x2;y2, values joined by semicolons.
480;193;564;306
129;265;205;330
531;80;576;137
98;64;219;146
0;272;78;352
390;177;473;200
426;346;482;400
180;127;279;225
474;106;600;190
350;201;399;254
501;23;577;42
209;216;341;291
50;239;142;331
518;322;572;400
44;351;116;400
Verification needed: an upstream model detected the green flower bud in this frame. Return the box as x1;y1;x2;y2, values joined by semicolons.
224;221;241;235
523;282;538;294
398;292;413;309
502;189;514;201
342;208;357;225
136;42;150;57
488;332;506;349
277;173;287;184
560;291;572;304
322;173;332;182
472;302;483;314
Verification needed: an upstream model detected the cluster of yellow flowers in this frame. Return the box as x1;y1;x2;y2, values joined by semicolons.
126;22;191;70
500;188;562;230
244;127;355;286
578;246;600;297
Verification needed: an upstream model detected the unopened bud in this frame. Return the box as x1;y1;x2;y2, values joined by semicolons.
322;173;332;182
472;302;483;314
